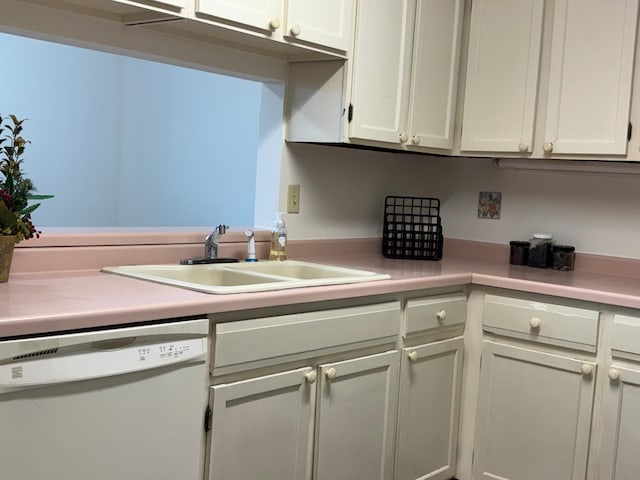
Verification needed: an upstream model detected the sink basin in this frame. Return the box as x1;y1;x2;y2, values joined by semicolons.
101;260;390;294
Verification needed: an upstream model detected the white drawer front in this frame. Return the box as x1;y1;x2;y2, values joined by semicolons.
612;314;640;356
483;294;599;350
213;301;401;372
405;294;467;337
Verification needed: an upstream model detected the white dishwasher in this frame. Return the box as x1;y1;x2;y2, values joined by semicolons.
0;317;209;480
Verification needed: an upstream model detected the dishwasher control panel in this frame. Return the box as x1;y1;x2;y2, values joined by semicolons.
0;337;207;391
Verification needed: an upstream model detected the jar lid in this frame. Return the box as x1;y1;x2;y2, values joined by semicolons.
553;245;575;252
532;233;552;239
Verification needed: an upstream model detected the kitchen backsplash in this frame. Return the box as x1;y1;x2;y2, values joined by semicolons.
281;143;640;260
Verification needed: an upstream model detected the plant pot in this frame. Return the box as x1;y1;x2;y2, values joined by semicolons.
0;235;17;283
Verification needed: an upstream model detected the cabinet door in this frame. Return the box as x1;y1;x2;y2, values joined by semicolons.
407;0;464;150
597;365;640;480
473;341;596;480
349;0;414;144
543;0;638;155
461;0;544;152
116;0;186;9
315;350;400;480
207;367;315;480
196;0;281;33
396;337;464;480
285;0;353;51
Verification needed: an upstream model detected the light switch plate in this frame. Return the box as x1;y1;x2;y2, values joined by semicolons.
287;184;300;214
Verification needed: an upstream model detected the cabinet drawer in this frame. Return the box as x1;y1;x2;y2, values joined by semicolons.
212;301;401;375
405;294;466;337
483;294;599;350
612;314;640;356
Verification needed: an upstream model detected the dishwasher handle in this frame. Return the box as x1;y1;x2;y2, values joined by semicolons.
0;336;207;392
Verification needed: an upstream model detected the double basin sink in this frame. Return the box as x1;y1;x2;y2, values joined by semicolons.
102;260;390;294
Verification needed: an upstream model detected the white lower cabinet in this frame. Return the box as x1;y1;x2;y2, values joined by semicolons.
597;364;640;480
473;341;596;480
315;350;400;480
596;313;640;480
395;337;464;480
207;367;315;480
206;350;400;480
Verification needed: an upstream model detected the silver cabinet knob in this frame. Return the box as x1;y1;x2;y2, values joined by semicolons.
325;367;337;380
518;142;529;152
290;23;301;36
408;351;418;362
543;142;554;153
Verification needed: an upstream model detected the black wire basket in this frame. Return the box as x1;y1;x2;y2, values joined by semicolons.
382;196;443;260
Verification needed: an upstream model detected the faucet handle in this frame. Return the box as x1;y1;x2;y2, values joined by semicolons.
216;224;229;234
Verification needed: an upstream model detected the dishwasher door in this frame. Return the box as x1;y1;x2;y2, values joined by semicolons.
0;318;209;480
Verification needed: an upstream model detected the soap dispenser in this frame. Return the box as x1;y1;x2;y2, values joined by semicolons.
269;213;287;261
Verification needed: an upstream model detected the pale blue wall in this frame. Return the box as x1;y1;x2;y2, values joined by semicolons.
0;33;122;226
0;32;263;227
117;57;260;226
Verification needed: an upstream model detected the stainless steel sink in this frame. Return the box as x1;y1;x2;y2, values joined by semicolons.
101;260;390;294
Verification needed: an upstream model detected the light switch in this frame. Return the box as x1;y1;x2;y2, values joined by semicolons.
287;184;300;214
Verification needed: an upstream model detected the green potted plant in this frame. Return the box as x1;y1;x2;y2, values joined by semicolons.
0;113;53;282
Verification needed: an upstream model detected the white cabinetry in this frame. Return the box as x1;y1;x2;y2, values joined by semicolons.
474;341;596;480
462;0;639;156
542;0;639;155
598;364;640;480
208;367;315;480
284;0;353;52
206;302;401;480
195;0;280;33
349;0;464;149
315;351;400;480
395;293;466;480
115;0;187;11
195;0;353;52
208;351;399;480
461;0;544;153
473;294;600;480
397;338;463;480
596;313;640;480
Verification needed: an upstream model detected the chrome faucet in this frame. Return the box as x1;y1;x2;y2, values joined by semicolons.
205;224;228;259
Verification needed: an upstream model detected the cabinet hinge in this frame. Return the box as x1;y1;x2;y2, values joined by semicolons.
348;103;353;123
204;405;212;433
628;122;633;141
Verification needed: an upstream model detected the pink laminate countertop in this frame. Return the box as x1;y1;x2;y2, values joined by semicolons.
2;250;640;339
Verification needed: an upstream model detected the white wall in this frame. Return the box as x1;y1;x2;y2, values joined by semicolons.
281;143;640;259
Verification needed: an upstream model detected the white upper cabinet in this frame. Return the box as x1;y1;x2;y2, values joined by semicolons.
349;0;464;149
462;0;639;157
407;0;464;149
284;0;353;52
195;0;281;33
543;0;639;155
195;0;354;52
349;0;414;144
461;0;544;153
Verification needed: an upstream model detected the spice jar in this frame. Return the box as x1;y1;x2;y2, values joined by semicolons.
509;241;530;265
552;245;575;271
527;233;553;268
